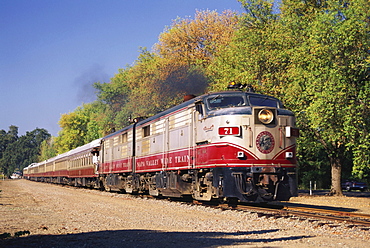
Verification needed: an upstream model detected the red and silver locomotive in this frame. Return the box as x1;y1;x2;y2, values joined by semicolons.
24;83;299;203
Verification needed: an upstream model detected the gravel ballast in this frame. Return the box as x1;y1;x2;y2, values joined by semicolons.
1;179;369;247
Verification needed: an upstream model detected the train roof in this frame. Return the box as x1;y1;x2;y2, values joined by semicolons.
25;138;102;169
51;138;102;160
68;138;102;155
102;90;286;140
102;94;200;140
136;91;285;126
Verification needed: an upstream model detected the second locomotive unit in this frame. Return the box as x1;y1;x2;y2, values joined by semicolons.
24;83;299;203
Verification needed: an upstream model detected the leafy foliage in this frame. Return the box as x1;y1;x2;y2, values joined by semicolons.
155;10;239;67
0;126;50;177
91;11;238;135
35;4;369;192
38;137;58;162
208;0;370;193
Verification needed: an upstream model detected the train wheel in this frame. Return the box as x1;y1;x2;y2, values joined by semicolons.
103;179;111;192
226;197;239;207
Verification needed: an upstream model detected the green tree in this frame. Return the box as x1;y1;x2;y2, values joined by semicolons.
55;109;90;153
281;0;370;195
94;65;132;134
55;102;107;153
207;0;288;94
0;126;19;175
209;0;370;194
0;128;50;176
38;137;58;161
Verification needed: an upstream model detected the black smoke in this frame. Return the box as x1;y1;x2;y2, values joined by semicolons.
74;64;110;103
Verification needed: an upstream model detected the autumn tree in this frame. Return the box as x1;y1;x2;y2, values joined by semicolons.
125;10;238;116
155;10;238;67
153;10;239;106
122;50;209;118
92;11;239;133
93;49;161;131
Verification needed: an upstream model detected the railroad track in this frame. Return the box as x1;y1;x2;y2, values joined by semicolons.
206;202;370;229
46;182;370;228
282;204;370;223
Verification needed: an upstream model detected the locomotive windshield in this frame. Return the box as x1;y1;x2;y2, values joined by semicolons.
248;96;280;108
206;95;246;110
206;94;281;110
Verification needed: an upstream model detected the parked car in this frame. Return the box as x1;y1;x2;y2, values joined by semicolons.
341;180;368;192
10;171;22;179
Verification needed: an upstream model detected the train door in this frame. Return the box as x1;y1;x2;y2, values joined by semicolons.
127;129;133;173
194;101;207;144
110;139;115;173
188;106;195;169
162;117;170;171
193;101;206;168
91;147;100;174
100;141;105;174
132;125;137;174
102;139;114;174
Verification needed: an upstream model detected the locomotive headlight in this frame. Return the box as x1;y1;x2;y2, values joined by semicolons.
258;109;274;124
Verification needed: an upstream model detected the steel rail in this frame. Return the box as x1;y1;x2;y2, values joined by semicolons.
204;202;370;227
282;205;370;220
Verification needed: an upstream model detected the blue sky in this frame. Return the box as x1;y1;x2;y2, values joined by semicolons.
0;0;242;136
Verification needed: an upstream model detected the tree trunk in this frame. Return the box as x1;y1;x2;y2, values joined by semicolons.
329;156;344;196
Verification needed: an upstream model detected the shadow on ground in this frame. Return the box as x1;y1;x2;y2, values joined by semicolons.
1;229;312;248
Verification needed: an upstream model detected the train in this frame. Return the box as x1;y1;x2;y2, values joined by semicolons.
23;83;299;203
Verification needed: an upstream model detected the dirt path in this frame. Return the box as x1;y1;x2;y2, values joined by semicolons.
1;179;369;248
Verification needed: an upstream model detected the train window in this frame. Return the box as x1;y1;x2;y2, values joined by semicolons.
143;126;150;137
206;95;246;110
249;96;279;108
121;133;128;143
195;102;204;120
195;103;203;114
